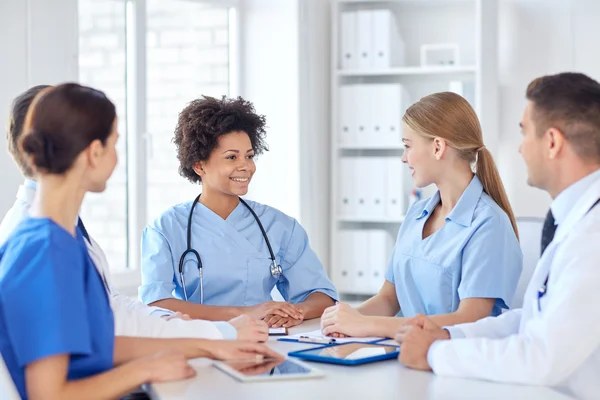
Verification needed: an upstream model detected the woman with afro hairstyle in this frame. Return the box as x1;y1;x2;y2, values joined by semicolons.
139;96;338;329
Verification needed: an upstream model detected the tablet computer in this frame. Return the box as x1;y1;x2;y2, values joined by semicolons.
213;357;324;382
288;342;400;366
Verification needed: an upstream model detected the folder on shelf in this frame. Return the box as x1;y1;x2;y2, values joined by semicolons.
335;229;355;293
361;158;386;219
383;84;406;146
339;157;356;217
385;157;405;219
352;230;371;294
368;230;394;293
372;9;405;68
339;85;356;145
354;85;371;146
340;11;357;70
356;10;373;70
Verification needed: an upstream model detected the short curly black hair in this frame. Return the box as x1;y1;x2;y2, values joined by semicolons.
174;96;268;183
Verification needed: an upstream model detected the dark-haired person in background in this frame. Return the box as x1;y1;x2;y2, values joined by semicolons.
139;96;337;328
396;72;600;399
0;85;268;342
0;84;279;399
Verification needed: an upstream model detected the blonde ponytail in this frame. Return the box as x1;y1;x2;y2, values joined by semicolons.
476;148;519;239
403;92;519;240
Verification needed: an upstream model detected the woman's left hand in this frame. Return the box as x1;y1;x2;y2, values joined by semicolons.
320;303;369;337
264;314;304;328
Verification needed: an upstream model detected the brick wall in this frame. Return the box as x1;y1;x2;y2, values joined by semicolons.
78;0;230;271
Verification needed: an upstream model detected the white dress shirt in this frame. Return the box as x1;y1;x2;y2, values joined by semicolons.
0;180;234;339
428;169;600;400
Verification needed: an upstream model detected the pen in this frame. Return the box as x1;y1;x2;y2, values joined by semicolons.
298;336;337;344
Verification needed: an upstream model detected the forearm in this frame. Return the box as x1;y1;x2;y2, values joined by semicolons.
427;312;488;329
150;298;242;320
296;292;335;320
427;299;496;329
28;361;150;400
358;294;400;317
362;316;407;338
114;336;210;365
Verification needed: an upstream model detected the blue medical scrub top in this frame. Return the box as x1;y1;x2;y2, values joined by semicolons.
139;199;338;306
385;176;523;317
0;218;114;399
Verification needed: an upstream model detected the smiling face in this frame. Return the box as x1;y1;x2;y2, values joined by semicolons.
194;131;256;197
401;123;439;188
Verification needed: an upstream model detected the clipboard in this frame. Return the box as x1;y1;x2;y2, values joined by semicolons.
288;342;400;366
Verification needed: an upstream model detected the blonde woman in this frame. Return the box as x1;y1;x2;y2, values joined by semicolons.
321;92;523;338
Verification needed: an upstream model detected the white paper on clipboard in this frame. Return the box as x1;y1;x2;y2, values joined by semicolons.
287;329;384;344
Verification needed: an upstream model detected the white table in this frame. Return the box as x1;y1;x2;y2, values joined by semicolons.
149;320;574;400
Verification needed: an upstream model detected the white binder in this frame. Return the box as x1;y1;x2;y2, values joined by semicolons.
370;84;401;146
372;9;405;68
368;230;394;293
352;230;371;294
354;85;371;146
335;230;355;293
356;10;373;70
361;158;386;219
385;157;405;219
339;85;356;145
339;158;356;217
340;11;357;70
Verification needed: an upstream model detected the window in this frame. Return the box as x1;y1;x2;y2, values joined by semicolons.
78;0;128;271
145;0;231;220
77;0;235;273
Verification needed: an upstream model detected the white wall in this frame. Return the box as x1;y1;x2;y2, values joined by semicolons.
0;0;78;217
297;0;332;267
497;0;600;217
239;0;301;221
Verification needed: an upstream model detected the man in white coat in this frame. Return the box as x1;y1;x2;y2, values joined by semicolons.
1;85;268;342
396;72;600;399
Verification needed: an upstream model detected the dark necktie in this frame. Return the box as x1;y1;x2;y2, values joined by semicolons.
540;210;556;256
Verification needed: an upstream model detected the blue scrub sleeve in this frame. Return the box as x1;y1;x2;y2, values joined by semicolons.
458;216;523;310
139;226;177;305
0;241;91;367
276;220;338;304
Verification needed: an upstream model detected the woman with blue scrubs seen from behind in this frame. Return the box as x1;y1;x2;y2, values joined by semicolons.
0;84;278;400
321;92;523;339
139;96;338;328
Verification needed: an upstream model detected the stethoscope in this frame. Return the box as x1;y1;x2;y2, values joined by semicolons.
179;193;283;302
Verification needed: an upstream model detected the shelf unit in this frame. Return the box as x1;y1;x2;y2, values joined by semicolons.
330;0;499;297
336;65;477;77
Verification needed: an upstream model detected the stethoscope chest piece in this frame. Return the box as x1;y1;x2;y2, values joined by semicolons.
271;261;283;278
180;194;282;303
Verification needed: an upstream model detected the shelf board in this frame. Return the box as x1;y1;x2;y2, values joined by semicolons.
338;216;405;223
337;65;477;77
338;144;405;150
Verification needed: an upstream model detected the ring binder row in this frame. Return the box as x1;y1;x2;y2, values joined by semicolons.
340;9;405;70
338;84;410;147
333;229;395;295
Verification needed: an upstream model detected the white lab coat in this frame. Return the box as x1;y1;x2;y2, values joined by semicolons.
428;178;600;399
0;182;226;339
